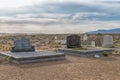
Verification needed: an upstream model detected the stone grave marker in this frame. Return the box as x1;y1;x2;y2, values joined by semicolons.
83;34;88;41
91;41;96;47
67;35;81;48
83;34;88;45
102;35;114;48
14;39;23;51
22;39;31;50
11;38;35;52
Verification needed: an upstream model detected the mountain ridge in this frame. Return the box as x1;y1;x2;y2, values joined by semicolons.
86;28;120;34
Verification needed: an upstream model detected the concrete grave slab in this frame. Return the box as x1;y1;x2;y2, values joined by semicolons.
0;51;65;64
58;48;114;56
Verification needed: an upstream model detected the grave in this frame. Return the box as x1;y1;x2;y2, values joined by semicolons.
83;34;88;41
11;38;35;52
67;35;81;48
91;41;96;47
102;35;114;48
83;34;88;45
58;35;114;56
0;51;65;64
0;38;65;64
58;48;113;56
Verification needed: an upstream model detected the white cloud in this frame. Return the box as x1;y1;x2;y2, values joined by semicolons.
0;17;119;33
0;0;45;8
0;0;119;33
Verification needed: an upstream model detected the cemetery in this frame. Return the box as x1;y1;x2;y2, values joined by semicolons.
0;0;120;79
0;34;120;80
0;34;118;63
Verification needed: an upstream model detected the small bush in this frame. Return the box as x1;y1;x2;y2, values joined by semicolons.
5;56;12;62
114;50;120;54
53;49;58;52
102;51;109;57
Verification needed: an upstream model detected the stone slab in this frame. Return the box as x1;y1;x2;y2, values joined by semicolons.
58;48;114;56
12;38;35;52
0;51;65;64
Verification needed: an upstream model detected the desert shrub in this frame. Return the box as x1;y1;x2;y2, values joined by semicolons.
54;44;61;48
114;50;120;54
102;51;109;57
53;49;58;52
5;56;12;62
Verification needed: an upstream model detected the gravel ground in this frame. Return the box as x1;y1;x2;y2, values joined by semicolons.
0;55;120;80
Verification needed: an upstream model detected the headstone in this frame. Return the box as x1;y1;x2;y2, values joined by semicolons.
14;39;23;50
83;34;88;41
22;39;31;49
102;35;114;48
83;34;88;45
94;36;102;46
67;35;81;48
91;41;96;47
11;38;35;52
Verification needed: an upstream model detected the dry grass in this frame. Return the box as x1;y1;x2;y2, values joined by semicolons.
0;34;120;51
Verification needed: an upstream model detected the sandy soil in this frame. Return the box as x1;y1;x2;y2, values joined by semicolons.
0;55;120;80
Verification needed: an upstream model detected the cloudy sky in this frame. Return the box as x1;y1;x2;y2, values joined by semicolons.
0;0;120;33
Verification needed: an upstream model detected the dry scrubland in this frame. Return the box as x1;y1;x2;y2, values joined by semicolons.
0;33;120;51
0;34;67;51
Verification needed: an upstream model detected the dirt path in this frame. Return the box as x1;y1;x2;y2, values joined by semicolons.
0;55;120;80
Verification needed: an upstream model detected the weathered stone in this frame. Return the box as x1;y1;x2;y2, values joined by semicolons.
11;38;35;52
83;34;88;41
0;51;65;64
102;35;114;48
91;41;96;47
67;35;81;48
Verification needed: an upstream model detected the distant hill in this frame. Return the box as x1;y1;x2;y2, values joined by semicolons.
86;28;120;34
